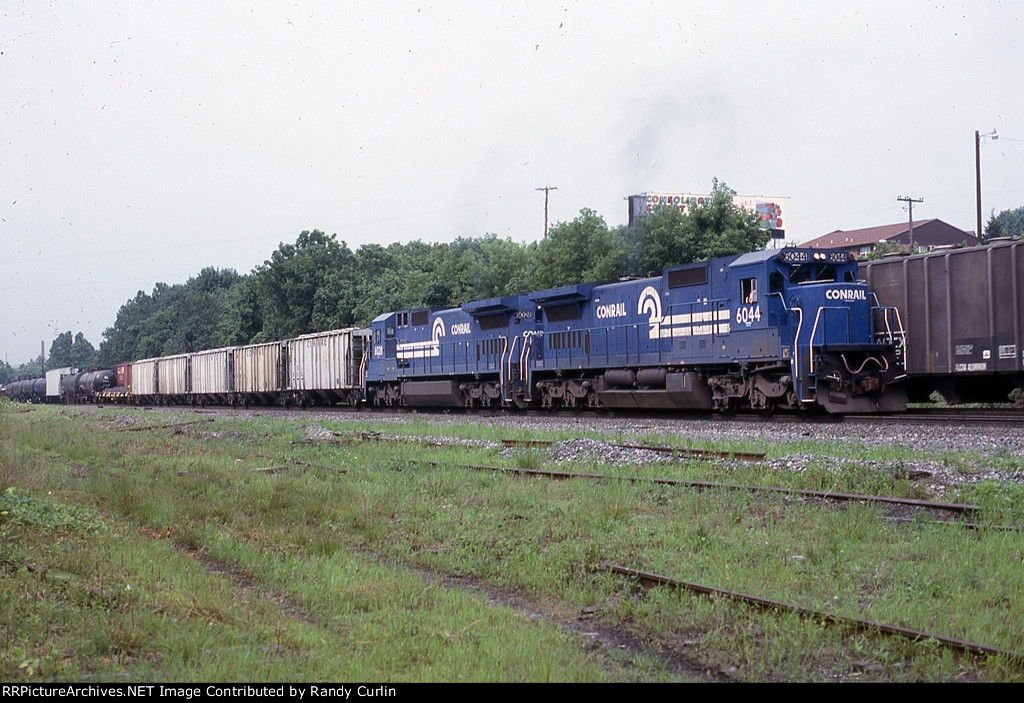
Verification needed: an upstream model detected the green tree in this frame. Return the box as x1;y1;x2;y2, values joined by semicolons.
47;332;75;369
70;332;97;367
98;269;243;363
351;243;407;324
0;359;15;385
217;276;263;345
450;234;533;300
12;356;44;379
862;240;907;260
252;230;357;340
44;331;97;369
530;208;625;290
985;206;1024;239
638;179;768;274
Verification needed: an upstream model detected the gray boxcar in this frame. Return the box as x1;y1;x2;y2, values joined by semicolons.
285;327;369;405
232;342;285;403
190;347;234;403
157;354;190;400
131;358;159;399
863;239;1024;403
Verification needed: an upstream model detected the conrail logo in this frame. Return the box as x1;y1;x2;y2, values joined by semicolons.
435;317;471;336
596;302;627;319
638;286;663;322
825;288;867;301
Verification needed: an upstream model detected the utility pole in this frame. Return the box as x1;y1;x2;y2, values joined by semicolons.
536;186;558;238
976;129;998;242
896;195;923;251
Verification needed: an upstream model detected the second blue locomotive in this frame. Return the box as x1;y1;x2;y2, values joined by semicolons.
365;247;908;413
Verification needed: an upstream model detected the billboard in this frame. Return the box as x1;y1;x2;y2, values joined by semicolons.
627;192;787;239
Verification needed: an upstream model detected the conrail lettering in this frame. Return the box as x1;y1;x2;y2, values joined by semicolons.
450;322;472;335
825;288;867;301
596;302;627;319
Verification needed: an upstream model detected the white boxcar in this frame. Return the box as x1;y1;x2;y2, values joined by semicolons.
233;342;284;396
190;347;233;396
286;328;368;403
157;354;189;396
132;358;159;397
46;367;78;399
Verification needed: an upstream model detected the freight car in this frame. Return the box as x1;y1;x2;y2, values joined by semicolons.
5;329;370;408
101;327;370;407
4;377;46;403
3;368;115;403
365;247;908;413
863;238;1024;404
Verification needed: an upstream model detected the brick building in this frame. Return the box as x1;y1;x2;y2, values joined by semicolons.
802;219;975;257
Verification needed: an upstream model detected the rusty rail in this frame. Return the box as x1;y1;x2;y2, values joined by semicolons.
603;562;1024;663
116;418;215;432
405;459;980;514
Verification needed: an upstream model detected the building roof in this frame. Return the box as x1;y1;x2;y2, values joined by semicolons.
801;220;942;249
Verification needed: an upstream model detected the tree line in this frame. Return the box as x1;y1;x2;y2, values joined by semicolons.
2;180;769;378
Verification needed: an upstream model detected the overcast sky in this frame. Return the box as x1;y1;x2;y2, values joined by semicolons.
2;1;1022;365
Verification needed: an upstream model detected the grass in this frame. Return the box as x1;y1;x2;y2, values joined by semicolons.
1;402;1023;681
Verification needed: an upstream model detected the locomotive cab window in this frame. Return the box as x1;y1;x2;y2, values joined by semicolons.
741;278;758;304
791;263;839;284
769;272;785;294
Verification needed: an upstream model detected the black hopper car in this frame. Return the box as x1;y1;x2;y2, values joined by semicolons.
863;237;1024;405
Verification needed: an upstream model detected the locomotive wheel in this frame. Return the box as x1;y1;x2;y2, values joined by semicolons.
749;388;776;415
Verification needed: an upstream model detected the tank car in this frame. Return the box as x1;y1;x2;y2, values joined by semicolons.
365;248;907;413
5;377;44;402
60;369;116;402
863;238;1024;404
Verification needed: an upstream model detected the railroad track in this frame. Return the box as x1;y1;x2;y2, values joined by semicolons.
114;401;1024;426
401;458;1019;528
498;438;764;462
602;563;1024;664
847;407;1024;426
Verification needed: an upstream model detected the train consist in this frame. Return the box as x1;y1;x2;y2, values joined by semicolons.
367;247;906;413
862;237;1024;405
5;369;115;404
5;246;910;414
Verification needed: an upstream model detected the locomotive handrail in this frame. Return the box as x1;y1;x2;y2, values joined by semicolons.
808;305;850;374
503;335;519;402
869;294;907;356
496;335;510;400
767;292;807;402
519;333;533;401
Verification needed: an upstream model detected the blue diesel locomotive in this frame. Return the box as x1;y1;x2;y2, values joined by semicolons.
365;247;908;413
